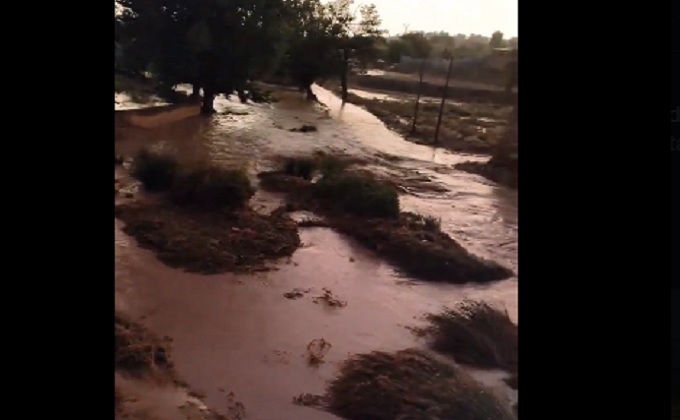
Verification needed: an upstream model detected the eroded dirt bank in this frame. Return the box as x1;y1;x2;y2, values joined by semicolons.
115;84;517;419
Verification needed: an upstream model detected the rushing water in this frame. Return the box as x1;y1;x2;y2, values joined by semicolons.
115;84;518;419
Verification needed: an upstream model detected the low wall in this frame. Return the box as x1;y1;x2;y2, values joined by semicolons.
115;103;201;129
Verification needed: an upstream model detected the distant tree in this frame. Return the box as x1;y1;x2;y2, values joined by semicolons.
489;30;505;49
399;32;432;59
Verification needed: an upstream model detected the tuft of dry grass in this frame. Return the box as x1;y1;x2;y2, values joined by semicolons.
424;300;517;371
327;348;515;420
115;313;174;376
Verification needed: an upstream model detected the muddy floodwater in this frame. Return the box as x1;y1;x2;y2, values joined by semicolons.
115;84;518;419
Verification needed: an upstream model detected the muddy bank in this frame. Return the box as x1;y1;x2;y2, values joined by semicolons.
116;202;300;274
456;156;518;190
115;313;233;420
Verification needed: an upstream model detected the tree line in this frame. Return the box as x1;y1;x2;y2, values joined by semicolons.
115;0;384;114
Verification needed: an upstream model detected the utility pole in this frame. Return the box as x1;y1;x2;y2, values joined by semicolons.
410;56;427;135
433;51;454;146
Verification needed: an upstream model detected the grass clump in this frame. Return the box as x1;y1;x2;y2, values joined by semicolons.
130;150;255;210
169;167;255;211
115;312;173;376
327;348;515;420
313;172;400;219
132;150;179;192
281;154;357;180
424;300;518;371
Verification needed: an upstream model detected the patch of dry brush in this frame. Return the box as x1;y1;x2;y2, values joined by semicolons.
423;300;518;372
115;313;174;377
326;348;515;420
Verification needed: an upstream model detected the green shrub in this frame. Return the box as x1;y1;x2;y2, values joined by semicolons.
314;173;400;219
132;150;178;192
169;167;255;210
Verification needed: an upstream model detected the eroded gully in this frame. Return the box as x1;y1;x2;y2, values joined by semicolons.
115;84;518;419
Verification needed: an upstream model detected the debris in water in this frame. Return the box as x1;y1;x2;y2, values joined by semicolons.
283;288;311;300
225;392;246;419
306;338;332;366
313;288;347;308
289;124;318;133
293;393;327;408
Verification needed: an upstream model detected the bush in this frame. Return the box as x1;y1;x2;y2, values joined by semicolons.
169;167;255;210
327;348;515;420
314;173;400;219
132;150;178;192
424;300;518;371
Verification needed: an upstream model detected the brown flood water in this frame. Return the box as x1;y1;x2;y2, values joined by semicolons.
115;84;518;419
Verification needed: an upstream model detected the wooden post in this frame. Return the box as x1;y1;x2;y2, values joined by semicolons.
410;56;427;135
433;53;454;146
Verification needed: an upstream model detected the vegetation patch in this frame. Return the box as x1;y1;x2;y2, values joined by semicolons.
257;162;512;283
169;167;255;211
326;348;515;420
132;149;179;192
422;300;517;371
115;312;174;377
116;202;300;274
121;151;301;273
330;212;512;282
313;172;400;219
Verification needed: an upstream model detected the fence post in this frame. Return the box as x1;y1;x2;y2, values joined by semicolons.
410;56;427;134
434;53;454;146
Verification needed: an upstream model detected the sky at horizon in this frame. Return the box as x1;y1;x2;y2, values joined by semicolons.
355;0;518;38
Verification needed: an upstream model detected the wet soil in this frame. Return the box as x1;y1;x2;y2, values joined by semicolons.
115;202;300;275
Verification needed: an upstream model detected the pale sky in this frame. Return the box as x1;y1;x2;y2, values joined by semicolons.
356;0;518;38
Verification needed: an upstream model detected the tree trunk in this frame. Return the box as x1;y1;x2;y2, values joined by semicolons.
191;83;200;98
340;49;349;105
305;85;318;102
201;85;215;115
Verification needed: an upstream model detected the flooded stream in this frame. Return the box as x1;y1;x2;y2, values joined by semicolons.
115;84;518;419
